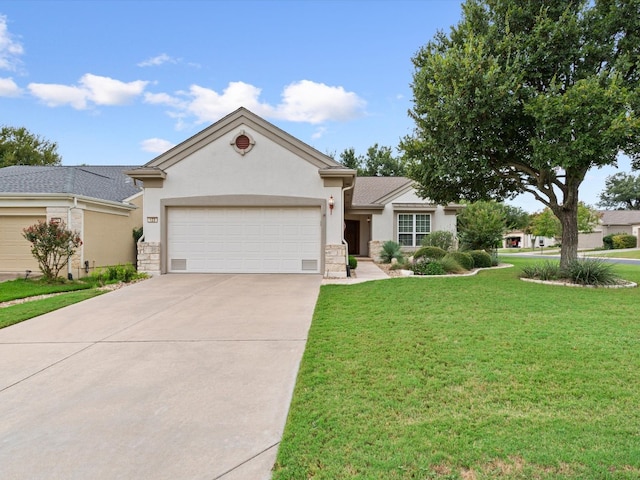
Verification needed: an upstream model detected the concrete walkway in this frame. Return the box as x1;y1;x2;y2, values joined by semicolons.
322;258;389;285
0;273;321;480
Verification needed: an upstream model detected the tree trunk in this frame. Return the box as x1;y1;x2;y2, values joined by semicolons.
558;202;579;270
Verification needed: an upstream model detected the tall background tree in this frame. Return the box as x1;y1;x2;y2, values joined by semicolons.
401;0;640;268
339;144;406;176
598;172;640;209
0;126;62;167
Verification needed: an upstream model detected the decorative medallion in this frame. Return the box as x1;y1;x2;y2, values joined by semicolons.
230;130;255;155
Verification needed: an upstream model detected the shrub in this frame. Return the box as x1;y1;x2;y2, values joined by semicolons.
413;246;447;261
348;255;358;270
444;252;474;271
469;250;492;268
89;263;144;285
490;250;500;266
612;234;637;249
439;255;466;274
602;233;616;249
420;230;455;251
22;220;82;281
379;241;404;264
521;261;561;281
411;259;446;276
563;258;620;286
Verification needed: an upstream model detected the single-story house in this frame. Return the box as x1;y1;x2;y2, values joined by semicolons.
599;210;640;240
126;107;461;278
0;165;143;278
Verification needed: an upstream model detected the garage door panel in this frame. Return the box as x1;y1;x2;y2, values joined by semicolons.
167;207;321;274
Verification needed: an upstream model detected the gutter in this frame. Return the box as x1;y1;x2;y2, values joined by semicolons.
341;182;355;274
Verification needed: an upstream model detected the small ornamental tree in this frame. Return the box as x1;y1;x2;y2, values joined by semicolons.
22;220;82;281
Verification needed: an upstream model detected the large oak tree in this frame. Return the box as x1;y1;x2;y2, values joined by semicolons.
401;0;639;268
0;126;62;167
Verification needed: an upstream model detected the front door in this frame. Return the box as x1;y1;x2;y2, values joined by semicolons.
345;220;360;255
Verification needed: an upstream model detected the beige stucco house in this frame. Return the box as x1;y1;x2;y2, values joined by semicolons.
0;165;143;278
126;108;461;278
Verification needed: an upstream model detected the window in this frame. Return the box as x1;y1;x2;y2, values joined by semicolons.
398;213;431;247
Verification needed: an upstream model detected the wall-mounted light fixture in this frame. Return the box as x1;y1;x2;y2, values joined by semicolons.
328;196;335;214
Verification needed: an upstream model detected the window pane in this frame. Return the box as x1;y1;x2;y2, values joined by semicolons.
416;233;428;245
398;234;413;246
398;214;413;233
416;214;431;233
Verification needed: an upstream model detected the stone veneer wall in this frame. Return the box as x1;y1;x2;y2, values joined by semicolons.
368;240;385;263
137;242;161;275
324;244;347;278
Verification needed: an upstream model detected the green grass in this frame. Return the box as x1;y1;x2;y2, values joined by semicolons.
0;278;92;303
273;258;640;479
0;289;105;329
587;250;640;260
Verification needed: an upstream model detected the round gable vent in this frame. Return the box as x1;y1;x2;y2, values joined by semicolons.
231;130;255;155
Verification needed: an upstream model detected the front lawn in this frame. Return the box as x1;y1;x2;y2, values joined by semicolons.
273;258;640;479
587;249;640;260
0;278;92;303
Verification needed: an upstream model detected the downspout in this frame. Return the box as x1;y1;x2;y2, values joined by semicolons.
67;197;78;279
342;182;355;275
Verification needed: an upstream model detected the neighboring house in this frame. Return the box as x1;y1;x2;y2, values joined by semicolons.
0;165;143;278
599;210;640;241
503;231;557;249
126;108;461;278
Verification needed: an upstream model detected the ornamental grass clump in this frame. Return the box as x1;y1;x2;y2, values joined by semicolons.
444;252;474;271
563;258;620;286
379;240;404;264
521;260;561;281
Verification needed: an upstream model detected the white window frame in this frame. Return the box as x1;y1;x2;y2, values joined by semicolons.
397;213;431;247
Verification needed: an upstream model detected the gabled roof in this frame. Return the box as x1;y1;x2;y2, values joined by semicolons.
352;177;415;206
0;165;142;203
599;210;640;226
138;107;346;171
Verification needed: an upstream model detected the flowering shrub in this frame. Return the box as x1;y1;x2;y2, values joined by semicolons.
22;220;82;281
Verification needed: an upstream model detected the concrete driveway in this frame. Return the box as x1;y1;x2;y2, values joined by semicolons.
0;273;321;479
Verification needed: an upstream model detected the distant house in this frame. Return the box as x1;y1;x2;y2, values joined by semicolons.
599;210;640;240
126;108;462;277
0;165;143;278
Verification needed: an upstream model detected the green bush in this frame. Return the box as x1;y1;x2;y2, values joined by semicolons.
444;252;474;270
602;233;616;249
420;230;455;251
563;258;620;286
612;234;637;249
469;250;492;268
439;255;466;274
413;246;447;261
411;259;446;276
348;255;358;270
521;261;561;281
379;241;404;264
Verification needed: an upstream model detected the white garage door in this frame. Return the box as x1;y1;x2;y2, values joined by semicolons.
167;207;321;273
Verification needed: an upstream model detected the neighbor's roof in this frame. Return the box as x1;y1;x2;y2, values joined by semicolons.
0;165;142;203
352;176;414;206
599;210;640;225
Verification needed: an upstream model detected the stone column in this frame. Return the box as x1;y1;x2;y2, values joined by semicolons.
137;242;161;275
368;240;384;263
324;244;347;278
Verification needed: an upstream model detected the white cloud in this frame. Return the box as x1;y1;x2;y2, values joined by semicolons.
140;137;175;154
28;74;148;109
0;14;24;71
138;53;177;67
146;80;366;127
0;77;21;96
274;80;366;124
312;126;327;139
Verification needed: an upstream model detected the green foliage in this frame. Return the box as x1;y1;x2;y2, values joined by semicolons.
598;172;640;210
379;241;404;264
438;255;466;274
89;263;145;285
612;234;638;249
413;245;447;261
502;204;531;232
22;220;82;281
132;226;144;242
420;230;455;250
348;255;358;270
0;126;62;167
444;252;474;271
411;259;446;276
469;250;492;268
530;203;600;240
0;278;91;303
401;0;640;269
521;261;562;281
603;233;616;249
339;144;405;176
564;258;620;286
457;201;506;251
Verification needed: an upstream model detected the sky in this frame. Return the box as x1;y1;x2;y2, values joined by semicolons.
0;0;634;212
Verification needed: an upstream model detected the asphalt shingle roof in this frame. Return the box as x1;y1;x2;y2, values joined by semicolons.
0;165;142;203
352;177;414;206
599;210;640;225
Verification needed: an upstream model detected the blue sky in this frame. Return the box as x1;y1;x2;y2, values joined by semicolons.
0;0;632;212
